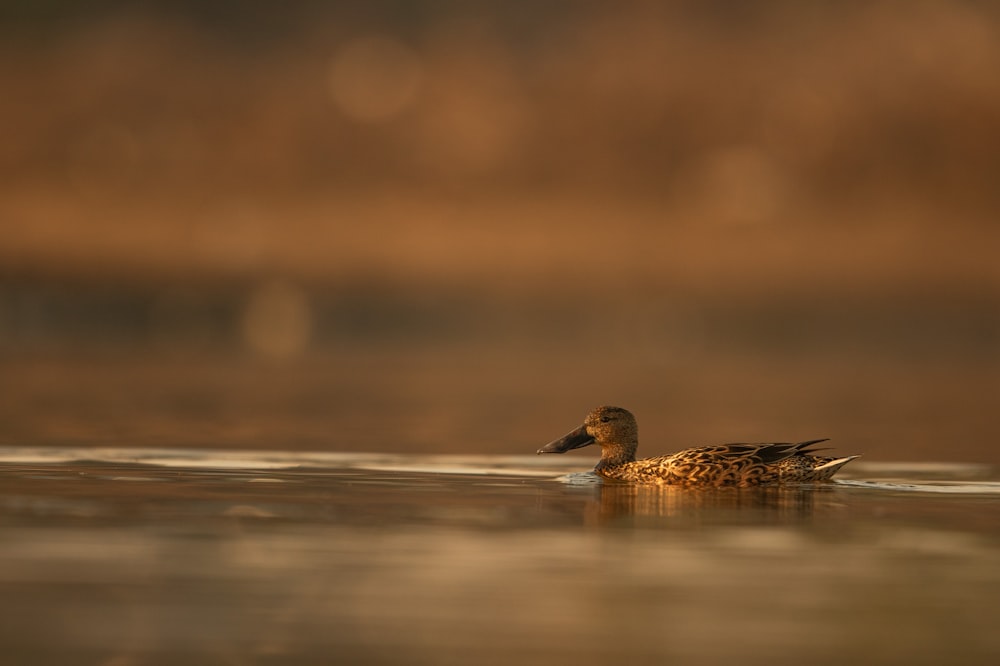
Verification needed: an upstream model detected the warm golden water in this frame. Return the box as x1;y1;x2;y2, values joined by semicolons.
1;449;998;665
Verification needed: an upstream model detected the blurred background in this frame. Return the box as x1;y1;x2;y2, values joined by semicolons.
1;0;998;462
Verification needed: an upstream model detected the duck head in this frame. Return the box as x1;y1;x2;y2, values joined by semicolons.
537;406;638;462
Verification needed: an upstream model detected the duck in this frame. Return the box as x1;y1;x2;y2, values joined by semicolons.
537;406;859;486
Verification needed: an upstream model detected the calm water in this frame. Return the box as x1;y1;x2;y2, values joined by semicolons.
1;448;998;665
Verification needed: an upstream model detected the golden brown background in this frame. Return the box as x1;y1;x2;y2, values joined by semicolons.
1;1;998;462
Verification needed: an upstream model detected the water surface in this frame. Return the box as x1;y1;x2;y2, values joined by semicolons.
1;449;998;665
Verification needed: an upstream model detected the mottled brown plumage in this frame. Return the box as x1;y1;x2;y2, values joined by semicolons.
537;406;858;486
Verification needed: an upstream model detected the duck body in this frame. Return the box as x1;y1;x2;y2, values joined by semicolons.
538;406;858;487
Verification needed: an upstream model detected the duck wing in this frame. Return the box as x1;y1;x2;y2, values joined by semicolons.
697;439;830;464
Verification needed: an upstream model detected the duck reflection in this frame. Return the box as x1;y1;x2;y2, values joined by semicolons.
581;481;842;527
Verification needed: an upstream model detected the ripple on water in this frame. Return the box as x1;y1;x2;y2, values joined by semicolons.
836;479;1000;495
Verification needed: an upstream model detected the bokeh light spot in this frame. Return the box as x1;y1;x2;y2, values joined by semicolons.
328;35;423;123
241;280;312;359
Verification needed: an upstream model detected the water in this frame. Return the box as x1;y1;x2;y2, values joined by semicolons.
1;449;998;665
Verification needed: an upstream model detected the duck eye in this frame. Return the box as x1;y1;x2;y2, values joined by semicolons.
599;415;611;423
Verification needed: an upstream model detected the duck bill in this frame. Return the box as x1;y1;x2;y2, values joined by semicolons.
537;424;595;455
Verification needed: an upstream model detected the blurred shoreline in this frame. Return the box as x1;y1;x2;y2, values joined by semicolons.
4;3;999;291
